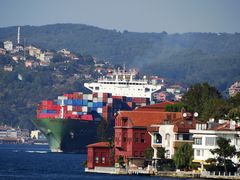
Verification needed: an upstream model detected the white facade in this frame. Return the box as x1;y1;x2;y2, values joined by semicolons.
3;40;13;51
190;121;240;164
150;124;176;159
149;124;193;159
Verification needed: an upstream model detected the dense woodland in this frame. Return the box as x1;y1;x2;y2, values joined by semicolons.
1;24;240;92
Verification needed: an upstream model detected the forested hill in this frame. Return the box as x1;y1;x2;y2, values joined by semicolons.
1;23;240;91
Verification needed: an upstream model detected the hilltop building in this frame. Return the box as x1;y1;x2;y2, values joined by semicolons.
3;41;13;51
27;46;41;58
58;48;71;55
229;81;240;97
3;64;13;72
0;48;6;55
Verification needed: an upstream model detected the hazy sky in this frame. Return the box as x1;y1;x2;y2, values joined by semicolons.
0;0;239;33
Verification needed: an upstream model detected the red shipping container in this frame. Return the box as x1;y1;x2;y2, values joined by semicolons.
37;113;58;119
112;96;123;100
73;106;82;111
81;114;93;121
73;92;83;99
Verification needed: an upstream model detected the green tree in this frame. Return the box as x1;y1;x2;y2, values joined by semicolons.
210;137;236;173
173;143;193;170
182;83;221;119
228;93;240;107
157;147;166;159
117;155;124;168
228;106;240;120
96;120;109;141
201;98;231;121
164;102;193;112
144;147;154;160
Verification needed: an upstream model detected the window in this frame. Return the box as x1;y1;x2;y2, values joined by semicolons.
177;134;191;140
194;137;202;145
134;151;139;157
141;133;145;143
154;133;162;143
145;88;150;92
177;134;183;140
196;150;200;156
134;133;139;143
95;156;99;163
123;132;127;142
95;87;99;90
102;156;105;164
165;133;170;147
205;137;216;146
122;117;128;126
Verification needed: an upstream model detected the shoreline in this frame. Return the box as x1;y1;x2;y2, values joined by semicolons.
85;167;240;179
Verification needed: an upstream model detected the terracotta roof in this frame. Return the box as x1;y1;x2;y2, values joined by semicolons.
134;101;176;112
209;122;240;131
117;111;183;128
172;118;197;133
87;142;110;148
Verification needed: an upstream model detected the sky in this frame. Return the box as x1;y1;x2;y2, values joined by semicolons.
0;0;240;33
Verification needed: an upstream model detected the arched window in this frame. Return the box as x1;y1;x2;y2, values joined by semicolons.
154;133;162;143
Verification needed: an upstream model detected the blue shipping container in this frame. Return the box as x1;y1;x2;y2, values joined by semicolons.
82;100;88;106
88;102;93;107
72;99;82;106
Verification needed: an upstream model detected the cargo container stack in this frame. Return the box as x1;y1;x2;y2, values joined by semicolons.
37;92;114;121
37;92;151;122
37;100;61;119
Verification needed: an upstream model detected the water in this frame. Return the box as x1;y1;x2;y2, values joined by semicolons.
0;144;196;179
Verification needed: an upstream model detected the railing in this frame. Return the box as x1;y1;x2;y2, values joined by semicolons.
201;171;240;179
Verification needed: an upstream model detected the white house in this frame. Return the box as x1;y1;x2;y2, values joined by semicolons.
190;119;240;168
148;112;197;159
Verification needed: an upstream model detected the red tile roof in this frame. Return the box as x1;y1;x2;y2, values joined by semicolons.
117;111;183;128
87;142;110;148
209;122;240;131
172;118;197;133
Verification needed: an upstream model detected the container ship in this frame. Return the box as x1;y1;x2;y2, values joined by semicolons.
33;68;164;152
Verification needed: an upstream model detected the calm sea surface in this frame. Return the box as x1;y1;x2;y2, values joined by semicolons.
0;144;199;179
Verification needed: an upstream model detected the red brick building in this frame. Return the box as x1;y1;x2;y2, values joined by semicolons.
87;142;112;169
114;102;182;162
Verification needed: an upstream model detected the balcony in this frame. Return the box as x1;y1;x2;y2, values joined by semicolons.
173;140;193;148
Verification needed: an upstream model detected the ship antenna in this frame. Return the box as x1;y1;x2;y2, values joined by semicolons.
123;63;126;81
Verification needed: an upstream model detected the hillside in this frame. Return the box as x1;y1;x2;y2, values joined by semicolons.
0;53;96;129
1;24;240;92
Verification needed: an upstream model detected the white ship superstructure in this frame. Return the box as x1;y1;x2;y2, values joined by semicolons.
84;69;164;100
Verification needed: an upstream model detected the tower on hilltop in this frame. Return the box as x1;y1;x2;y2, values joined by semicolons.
17;26;20;44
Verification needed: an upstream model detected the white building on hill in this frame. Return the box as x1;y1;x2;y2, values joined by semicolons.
3;40;13;51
